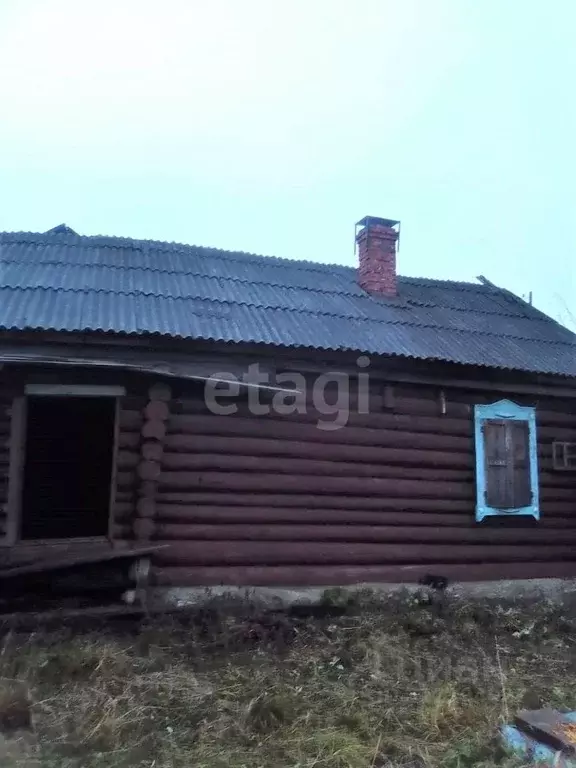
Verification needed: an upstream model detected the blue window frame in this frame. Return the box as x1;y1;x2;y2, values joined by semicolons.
474;399;539;522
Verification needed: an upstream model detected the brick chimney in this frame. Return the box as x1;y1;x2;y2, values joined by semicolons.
355;216;400;296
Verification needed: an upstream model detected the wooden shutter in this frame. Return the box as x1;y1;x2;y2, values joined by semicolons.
483;420;510;508
509;420;532;507
482;419;532;509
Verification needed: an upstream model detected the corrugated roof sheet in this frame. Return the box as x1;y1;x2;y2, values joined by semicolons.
1;229;576;376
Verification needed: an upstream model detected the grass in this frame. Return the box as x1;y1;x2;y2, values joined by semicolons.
1;589;576;766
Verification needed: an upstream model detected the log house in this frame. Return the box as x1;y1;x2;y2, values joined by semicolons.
1;218;576;602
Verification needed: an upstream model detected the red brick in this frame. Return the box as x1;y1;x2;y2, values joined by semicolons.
356;222;398;296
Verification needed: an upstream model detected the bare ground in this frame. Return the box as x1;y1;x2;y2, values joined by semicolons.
1;588;575;767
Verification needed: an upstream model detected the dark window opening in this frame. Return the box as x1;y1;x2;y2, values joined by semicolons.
21;396;116;540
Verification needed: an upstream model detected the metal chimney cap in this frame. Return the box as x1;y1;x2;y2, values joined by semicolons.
356;216;400;229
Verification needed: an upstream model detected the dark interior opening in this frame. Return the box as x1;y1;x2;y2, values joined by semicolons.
21;396;116;540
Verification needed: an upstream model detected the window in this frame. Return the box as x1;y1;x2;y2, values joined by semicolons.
552;441;576;471
474;399;539;522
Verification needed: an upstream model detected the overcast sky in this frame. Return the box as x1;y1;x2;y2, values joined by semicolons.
0;0;574;327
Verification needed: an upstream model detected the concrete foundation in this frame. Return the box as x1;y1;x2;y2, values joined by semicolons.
150;578;576;611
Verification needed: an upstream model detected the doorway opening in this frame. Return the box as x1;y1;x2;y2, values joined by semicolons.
20;396;117;540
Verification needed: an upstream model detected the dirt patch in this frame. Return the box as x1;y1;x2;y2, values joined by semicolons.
1;590;574;766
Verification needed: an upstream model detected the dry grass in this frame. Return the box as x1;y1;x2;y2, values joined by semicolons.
0;590;575;767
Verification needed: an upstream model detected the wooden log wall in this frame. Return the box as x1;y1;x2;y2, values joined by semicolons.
0;386;17;540
134;383;171;542
113;385;173;542
148;374;576;587
114;395;146;538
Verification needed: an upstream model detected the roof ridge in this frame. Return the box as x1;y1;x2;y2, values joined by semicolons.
0;230;353;275
0;232;510;291
1;232;501;292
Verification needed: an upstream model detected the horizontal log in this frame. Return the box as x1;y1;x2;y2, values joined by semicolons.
179;385;384;408
117;450;139;469
113;501;134;516
138;480;157;498
119;410;143;430
540;486;576;501
116;471;136;489
144;401;170;422
385;374;576;402
154;561;576;586
118;432;140;449
137;498;156;519
138;461;161;481
156;448;576;488
168;414;472;453
179;387;472;419
142;420;167;441
154;541;576;566
367;397;576;427
157;489;576;515
134;518;155;540
160;452;473;482
374;396;472;419
154;523;576;545
175;397;475;436
0;419;12;435
540;472;576;490
112;501;134;523
537;411;576;429
164;434;474;469
154;491;576;515
112;524;132;539
158;471;474;500
120;396;148;411
166;428;555;467
537;424;576;441
142;441;164;462
115;490;134;503
155;505;474;526
154;504;576;528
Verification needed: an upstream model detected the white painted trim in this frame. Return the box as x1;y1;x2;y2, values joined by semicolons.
25;384;126;397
